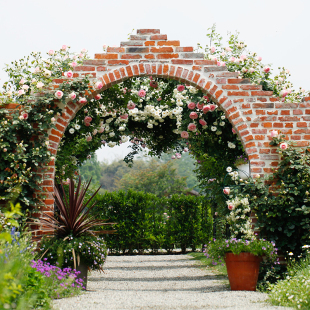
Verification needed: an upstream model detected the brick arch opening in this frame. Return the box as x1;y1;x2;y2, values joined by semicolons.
34;29;310;235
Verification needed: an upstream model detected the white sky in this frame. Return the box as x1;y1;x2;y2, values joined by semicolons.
1;0;309;162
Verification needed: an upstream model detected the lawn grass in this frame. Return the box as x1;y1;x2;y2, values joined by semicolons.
188;252;228;276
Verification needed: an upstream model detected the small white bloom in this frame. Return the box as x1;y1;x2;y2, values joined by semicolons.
69;128;75;134
226;167;232;173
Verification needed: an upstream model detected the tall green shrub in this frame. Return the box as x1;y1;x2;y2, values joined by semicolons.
93;191;212;254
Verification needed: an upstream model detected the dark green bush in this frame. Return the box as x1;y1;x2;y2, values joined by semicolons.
93;190;212;254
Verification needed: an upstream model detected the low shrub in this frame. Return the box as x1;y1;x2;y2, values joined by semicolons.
93;190;212;254
268;245;310;309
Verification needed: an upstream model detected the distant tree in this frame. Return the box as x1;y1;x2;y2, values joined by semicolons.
116;159;187;197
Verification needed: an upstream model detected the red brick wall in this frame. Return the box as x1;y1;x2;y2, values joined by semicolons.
4;29;310;233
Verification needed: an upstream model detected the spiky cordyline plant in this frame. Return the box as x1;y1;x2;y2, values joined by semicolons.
38;177;115;238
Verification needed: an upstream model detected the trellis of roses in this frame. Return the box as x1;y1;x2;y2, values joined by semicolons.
197;25;308;102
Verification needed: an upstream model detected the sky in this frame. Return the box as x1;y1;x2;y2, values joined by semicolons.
0;0;308;162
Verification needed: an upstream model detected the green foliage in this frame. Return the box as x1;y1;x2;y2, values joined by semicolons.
230;138;310;257
204;238;278;263
116;160;187;197
93;190;212;254
0;235;52;310
40;235;108;271
268;247;310;309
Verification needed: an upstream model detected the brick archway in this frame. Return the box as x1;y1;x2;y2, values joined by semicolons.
35;29;310;230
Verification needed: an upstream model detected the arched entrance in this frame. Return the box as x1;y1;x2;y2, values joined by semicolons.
2;29;310;237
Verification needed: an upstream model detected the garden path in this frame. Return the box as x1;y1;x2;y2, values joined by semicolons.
53;254;292;310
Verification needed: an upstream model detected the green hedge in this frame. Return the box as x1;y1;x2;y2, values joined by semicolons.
93;190;212;254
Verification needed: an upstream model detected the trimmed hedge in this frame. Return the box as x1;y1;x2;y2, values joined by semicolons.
93;190;212;254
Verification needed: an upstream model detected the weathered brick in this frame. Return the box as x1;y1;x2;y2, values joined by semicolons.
227;91;249;96
204;66;226;72
151;47;174;53
144;41;155;46
121;54;142;59
107;47;125;53
157;40;180;46
228;78;251;84
137;29;160;34
181;53;204;59
130;35;148;40
94;53;118;59
176;47;194;52
171;59;193;65
157;53;179;59
74;66;95;71
222;85;239;90
150;34;167;40
126;47;149;53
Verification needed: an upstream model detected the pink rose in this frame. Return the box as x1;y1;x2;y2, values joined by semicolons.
86;135;92;142
3;148;7;152
22;113;28;120
127;102;136;110
220;61;226;66
249;68;255;73
203;95;209;101
184;147;189;152
177;85;185;92
69;92;76;100
242;68;248;73
256;56;262;61
229;56;236;62
95;94;102;100
228;204;234;211
79;98;87;104
270;130;278;138
280;90;288;97
48;50;54;55
188;123;196;131
70;62;77;67
19;78;25;85
120;114;128;120
232;128;236;134
210;46;216;53
189;112;198;120
188;102;196;110
203;105;211;114
199;119;207;126
225;47;232;52
37;82;44;88
18;89;25;96
171;155;176;159
34;67;40;74
55;90;63;99
98;127;105;133
223;187;230;195
61;45;67;51
95;81;103;90
84;116;92;123
150;80;158;88
81;48;87;53
181;131;189;139
263;66;271;73
279;142;288;150
197;103;204;109
138;89;146;97
240;55;247;61
64;71;73;78
217;61;221;66
209;104;217;111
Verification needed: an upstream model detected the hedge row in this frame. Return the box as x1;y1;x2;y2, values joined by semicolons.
93;190;212;254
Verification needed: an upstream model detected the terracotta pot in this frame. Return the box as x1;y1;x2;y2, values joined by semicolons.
225;252;262;291
76;262;88;290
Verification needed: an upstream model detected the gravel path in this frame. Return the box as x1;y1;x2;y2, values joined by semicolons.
53;255;291;310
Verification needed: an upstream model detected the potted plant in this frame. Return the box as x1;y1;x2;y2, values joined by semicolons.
35;177;115;289
204;180;278;291
234;155;250;179
204;238;278;291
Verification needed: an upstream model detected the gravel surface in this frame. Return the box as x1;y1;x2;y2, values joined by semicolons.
53;255;292;310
